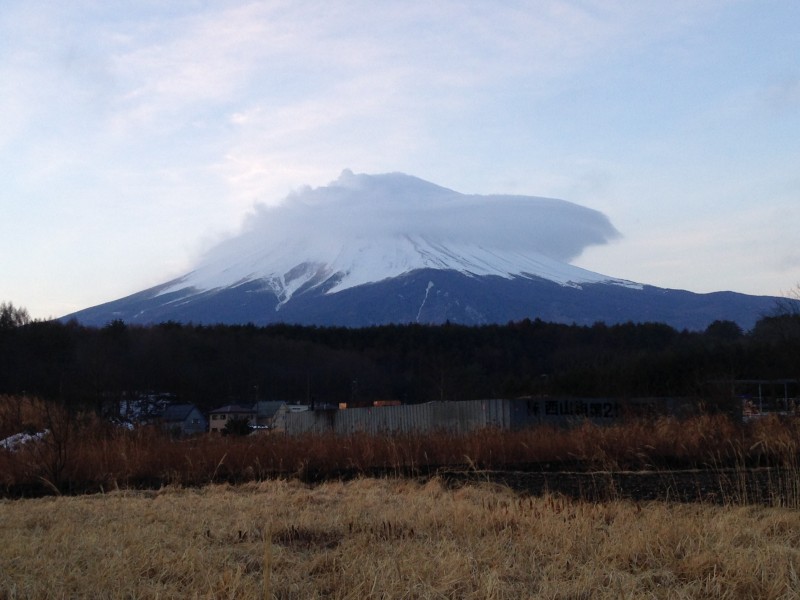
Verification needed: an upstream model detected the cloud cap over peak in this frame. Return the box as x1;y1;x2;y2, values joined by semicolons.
244;170;620;263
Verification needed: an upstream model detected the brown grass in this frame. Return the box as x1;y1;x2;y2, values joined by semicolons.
2;477;800;598
3;396;800;502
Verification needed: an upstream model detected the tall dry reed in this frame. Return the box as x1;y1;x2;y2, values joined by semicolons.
3;395;800;504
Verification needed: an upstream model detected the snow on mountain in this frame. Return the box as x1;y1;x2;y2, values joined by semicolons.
160;170;637;307
63;170;789;330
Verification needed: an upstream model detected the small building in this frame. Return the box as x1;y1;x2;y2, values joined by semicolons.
160;403;207;436
208;404;256;433
253;401;287;430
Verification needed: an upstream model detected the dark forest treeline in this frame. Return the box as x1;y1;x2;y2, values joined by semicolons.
1;305;800;413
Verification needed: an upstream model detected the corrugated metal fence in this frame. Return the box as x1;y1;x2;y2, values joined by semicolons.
275;397;699;436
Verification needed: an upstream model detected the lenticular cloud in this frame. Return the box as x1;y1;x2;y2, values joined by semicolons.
175;170;622;295
242;169;619;262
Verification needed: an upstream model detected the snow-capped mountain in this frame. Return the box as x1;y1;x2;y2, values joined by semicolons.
63;171;788;330
162;231;640;311
157;169;635;302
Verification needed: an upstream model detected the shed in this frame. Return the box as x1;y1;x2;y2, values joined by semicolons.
253;401;287;430
160;403;207;436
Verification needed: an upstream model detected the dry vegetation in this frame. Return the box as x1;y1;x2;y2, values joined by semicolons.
3;396;800;501
3;477;800;599
4;396;800;597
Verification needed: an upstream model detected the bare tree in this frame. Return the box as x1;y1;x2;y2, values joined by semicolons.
0;302;31;329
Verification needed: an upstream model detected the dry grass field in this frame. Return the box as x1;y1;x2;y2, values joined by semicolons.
4;396;800;597
5;395;800;498
3;477;800;599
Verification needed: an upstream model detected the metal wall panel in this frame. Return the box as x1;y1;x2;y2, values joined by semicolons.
282;399;513;435
279;397;703;436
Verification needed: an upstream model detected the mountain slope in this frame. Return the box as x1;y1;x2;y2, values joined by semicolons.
64;268;785;331
62;171;790;330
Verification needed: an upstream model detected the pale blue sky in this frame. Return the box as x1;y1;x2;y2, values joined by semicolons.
2;1;799;320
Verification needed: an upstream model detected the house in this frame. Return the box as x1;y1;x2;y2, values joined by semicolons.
208;404;257;433
160;403;207;436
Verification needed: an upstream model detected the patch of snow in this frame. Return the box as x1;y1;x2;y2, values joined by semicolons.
0;429;49;452
416;281;435;323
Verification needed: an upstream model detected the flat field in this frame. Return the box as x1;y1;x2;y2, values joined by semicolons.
2;477;800;599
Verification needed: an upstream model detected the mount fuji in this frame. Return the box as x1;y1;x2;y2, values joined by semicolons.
64;171;787;330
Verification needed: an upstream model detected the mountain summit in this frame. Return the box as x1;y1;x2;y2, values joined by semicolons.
64;171;786;329
161;170;634;303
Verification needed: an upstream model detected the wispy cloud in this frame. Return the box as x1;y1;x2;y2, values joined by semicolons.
2;0;798;318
